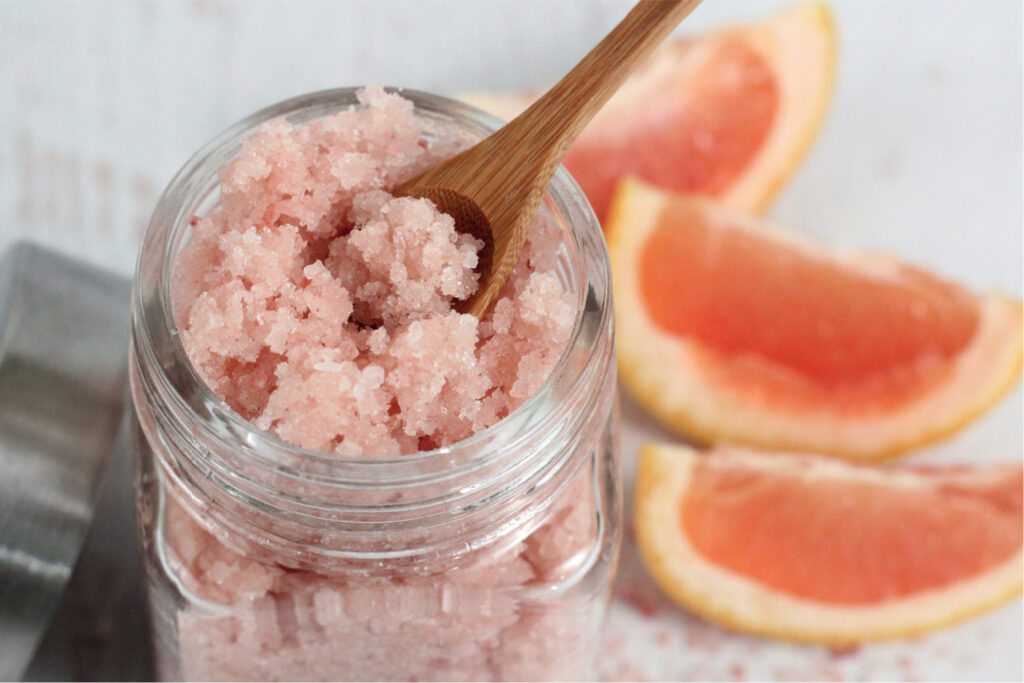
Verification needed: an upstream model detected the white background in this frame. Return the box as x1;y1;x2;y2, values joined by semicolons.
1;1;1021;680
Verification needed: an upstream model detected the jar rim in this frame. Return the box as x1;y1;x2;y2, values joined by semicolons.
132;86;613;484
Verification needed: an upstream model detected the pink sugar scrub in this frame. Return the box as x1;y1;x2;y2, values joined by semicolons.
174;85;576;457
162;87;606;680
164;465;602;681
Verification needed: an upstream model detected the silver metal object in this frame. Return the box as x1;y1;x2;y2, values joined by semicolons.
0;242;130;681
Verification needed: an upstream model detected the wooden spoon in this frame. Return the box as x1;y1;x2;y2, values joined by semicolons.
395;0;703;319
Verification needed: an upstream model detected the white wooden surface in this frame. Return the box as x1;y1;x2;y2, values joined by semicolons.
1;1;1021;681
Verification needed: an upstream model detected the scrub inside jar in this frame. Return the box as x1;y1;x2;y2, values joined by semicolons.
173;86;576;457
160;87;604;682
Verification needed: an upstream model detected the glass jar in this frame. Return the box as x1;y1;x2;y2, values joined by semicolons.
129;88;620;682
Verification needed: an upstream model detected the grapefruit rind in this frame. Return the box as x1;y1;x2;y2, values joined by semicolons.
634;442;1024;644
461;1;836;216
609;177;1024;460
715;0;836;213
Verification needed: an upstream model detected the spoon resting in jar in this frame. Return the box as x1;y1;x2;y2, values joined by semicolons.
394;0;702;319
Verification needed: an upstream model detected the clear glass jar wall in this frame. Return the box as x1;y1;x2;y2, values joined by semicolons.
130;89;620;681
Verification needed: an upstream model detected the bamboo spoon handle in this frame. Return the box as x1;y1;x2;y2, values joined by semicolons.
495;0;702;170
397;0;702;319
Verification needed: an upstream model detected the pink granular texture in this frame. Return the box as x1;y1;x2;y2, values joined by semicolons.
164;87;606;681
164;465;603;681
175;85;575;458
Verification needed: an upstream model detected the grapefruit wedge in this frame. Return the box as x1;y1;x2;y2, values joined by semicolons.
610;178;1023;459
462;2;836;223
635;442;1024;643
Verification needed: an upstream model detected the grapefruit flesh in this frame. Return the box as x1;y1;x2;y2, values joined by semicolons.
609;178;1023;458
682;453;1021;604
563;36;779;222
636;442;1024;642
640;199;979;403
462;1;835;223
